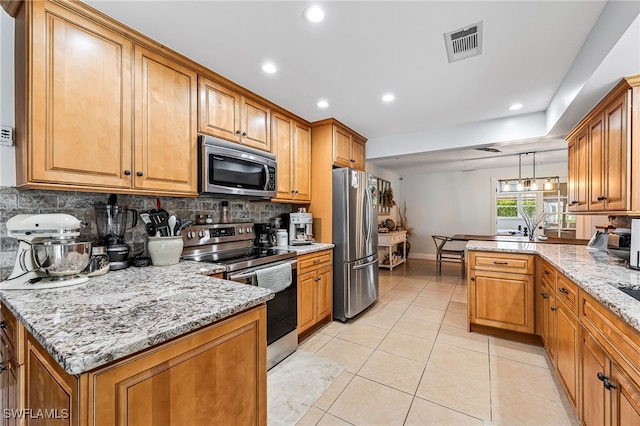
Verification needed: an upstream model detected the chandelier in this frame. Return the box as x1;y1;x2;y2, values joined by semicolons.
498;152;559;193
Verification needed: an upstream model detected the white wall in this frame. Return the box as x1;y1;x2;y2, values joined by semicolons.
400;162;567;259
0;12;15;186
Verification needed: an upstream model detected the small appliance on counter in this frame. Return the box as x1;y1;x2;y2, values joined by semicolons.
94;196;138;270
3;214;92;290
254;223;275;247
283;210;315;245
630;219;640;270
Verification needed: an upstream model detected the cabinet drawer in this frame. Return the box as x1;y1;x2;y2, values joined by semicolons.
556;273;579;316
539;258;557;288
379;232;405;246
0;304;17;352
470;252;535;274
298;250;333;275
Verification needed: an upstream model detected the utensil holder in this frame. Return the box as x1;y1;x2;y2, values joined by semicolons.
148;236;183;266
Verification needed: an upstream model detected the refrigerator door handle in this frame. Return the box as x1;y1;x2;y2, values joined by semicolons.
363;185;372;243
353;257;379;270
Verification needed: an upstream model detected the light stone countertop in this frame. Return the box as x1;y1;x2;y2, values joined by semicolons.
466;241;640;334
286;243;334;255
0;260;273;375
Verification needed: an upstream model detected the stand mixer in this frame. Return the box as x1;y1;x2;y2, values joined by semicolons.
3;214;91;290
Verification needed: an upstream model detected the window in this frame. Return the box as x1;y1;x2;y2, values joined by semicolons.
496;192;538;234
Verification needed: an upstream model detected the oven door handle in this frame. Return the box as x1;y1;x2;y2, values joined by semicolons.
228;259;297;281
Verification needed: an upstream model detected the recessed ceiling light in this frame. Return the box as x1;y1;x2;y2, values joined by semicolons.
509;103;523;111
317;100;329;108
304;5;325;23
261;63;277;74
382;93;395;102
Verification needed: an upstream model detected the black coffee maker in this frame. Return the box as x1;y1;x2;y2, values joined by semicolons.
254;223;274;247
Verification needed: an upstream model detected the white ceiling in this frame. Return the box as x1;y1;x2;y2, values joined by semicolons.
84;1;639;175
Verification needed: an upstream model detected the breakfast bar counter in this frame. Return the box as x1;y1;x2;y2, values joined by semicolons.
0;261;272;375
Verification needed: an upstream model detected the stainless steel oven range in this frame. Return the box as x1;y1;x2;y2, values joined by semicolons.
181;222;297;370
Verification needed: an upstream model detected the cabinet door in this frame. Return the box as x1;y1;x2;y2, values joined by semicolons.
603;93;630;211
315;265;333;321
272;113;294;200
28;1;133;188
469;270;534;333
333;126;352;168
351;136;366;171
611;364;640;426
198;77;241;142
134;46;198;195
0;333;19;426
293;122;311;201
588;115;605;211
25;334;77;425
297;271;317;335
555;300;579;412
241;97;271;151
581;329;611;426
568;129;589;211
92;306;266;426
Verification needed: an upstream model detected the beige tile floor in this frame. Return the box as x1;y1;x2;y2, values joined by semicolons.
295;259;578;426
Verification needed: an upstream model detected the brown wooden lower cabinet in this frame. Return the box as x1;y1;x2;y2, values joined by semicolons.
1;304;267;426
297;250;333;336
470;251;640;425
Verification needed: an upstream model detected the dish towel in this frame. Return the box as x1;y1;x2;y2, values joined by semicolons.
256;263;292;293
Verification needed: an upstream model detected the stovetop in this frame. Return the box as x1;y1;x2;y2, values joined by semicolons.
181;245;296;272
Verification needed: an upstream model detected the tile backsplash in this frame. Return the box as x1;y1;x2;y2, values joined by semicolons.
0;186;292;270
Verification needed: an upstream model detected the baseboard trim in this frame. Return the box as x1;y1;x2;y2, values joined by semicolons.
408;253;436;260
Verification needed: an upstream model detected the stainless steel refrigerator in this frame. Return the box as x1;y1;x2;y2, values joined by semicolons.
332;168;379;322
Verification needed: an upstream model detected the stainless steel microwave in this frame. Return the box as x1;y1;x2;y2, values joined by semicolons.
199;135;277;199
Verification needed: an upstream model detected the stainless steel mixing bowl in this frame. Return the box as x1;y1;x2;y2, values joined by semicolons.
33;240;92;278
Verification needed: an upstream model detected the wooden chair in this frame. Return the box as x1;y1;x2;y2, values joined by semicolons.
432;235;466;276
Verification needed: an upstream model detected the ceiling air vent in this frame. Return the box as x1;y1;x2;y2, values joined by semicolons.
444;21;483;63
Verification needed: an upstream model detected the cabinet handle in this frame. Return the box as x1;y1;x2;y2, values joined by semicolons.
550;306;558;311
314;260;320;264
0;363;6;373
242;132;247;137
597;196;608;201
570;201;578;205
124;170;131;176
470;277;475;281
543;270;550;275
136;171;143;177
604;380;617;390
541;292;548;299
236;130;241;136
559;287;569;295
315;277;321;282
493;261;509;265
0;321;6;330
597;372;608;382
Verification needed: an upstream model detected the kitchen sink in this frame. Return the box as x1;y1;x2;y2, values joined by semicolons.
618;287;640;302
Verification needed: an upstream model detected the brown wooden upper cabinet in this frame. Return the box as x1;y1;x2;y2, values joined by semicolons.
271;112;311;202
14;0;198;196
566;75;639;213
311;119;367;171
198;77;271;152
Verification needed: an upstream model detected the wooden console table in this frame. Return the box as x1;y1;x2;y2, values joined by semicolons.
378;231;407;270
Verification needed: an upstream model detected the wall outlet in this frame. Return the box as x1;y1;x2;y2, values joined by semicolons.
0;126;14;146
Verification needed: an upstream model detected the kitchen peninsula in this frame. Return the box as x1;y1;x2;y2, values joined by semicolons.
0;262;272;425
466;241;640;424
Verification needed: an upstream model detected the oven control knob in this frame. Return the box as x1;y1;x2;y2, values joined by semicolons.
198;230;206;238
186;231;194;239
238;228;244;234
246;227;252;233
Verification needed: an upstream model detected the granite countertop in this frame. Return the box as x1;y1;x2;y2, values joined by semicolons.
0;261;273;375
466;241;640;334
286;243;334;255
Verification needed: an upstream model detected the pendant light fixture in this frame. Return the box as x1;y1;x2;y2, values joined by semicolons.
498;152;560;193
